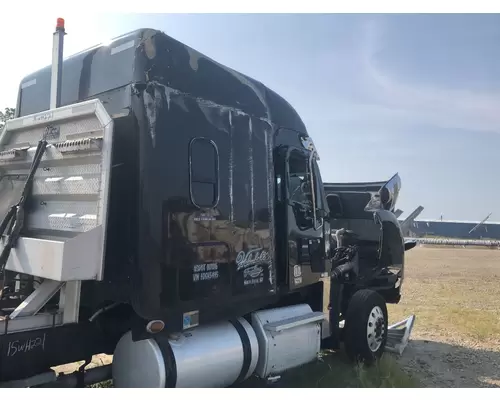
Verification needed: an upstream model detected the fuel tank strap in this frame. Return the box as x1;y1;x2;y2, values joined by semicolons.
229;318;252;385
154;334;177;388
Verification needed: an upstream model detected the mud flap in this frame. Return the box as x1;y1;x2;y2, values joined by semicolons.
385;315;415;355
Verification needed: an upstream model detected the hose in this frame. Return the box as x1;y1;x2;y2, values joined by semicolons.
331;262;356;281
330;245;358;281
0;134;48;279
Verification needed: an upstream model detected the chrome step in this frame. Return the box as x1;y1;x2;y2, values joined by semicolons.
385;315;416;355
263;311;325;333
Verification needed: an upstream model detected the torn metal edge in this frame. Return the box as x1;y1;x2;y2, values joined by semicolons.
385;314;416;356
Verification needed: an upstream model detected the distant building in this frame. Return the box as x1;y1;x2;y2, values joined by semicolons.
401;219;500;240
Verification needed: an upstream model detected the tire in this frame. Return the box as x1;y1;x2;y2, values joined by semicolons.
343;289;388;364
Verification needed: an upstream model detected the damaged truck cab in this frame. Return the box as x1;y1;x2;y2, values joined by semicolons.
0;25;413;388
324;174;406;304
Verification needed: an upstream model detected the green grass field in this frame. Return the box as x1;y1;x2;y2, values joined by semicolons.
239;351;418;388
91;352;418;389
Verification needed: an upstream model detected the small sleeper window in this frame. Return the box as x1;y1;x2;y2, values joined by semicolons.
189;137;220;209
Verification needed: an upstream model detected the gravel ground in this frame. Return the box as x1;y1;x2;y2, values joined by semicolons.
399;339;500;388
389;246;500;388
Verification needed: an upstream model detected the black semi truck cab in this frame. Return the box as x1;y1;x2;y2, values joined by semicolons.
0;23;414;388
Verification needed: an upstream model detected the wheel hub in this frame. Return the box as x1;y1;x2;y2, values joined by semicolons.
367;306;385;352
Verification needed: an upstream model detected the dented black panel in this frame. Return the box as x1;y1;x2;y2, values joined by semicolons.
16;29;315;324
129;82;277;320
135;31;307;132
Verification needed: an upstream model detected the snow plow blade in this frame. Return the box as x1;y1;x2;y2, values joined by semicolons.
385;315;415;355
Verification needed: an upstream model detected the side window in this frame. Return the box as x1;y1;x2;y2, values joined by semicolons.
189;137;220;209
288;149;315;229
287;150;327;230
288;150;313;207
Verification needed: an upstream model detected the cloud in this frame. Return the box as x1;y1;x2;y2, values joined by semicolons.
357;18;500;134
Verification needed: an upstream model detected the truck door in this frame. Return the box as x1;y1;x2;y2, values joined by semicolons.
282;146;330;289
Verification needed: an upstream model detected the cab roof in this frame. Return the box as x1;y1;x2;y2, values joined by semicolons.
17;28;307;134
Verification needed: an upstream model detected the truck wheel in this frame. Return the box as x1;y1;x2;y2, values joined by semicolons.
343;289;388;364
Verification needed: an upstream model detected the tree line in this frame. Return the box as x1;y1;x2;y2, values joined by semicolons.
0;107;15;131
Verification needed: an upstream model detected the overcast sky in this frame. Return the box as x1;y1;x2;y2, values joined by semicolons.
1;13;499;221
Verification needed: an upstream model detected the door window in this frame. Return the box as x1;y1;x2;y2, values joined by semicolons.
287;150;315;229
